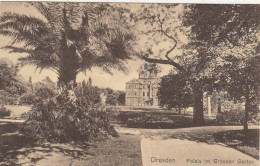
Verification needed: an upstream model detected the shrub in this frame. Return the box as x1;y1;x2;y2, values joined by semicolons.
126;114;175;129
20;111;30;120
0;90;18;105
20;86;57;105
216;109;245;125
20;93;35;105
248;112;260;125
0;105;11;118
21;90;117;143
75;83;101;105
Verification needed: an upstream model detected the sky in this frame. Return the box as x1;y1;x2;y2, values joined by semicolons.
0;2;174;91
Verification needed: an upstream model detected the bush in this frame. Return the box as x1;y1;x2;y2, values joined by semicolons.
20;86;57;105
0;105;11;118
21;90;117;143
248;112;260;125
216;109;245;125
126;114;175;129
0;90;18;105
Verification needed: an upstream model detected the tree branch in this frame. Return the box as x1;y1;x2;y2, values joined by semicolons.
140;54;185;72
157;17;178;61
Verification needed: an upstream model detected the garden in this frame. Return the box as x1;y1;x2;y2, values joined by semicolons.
0;2;259;166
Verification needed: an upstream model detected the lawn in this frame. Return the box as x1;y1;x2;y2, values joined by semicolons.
214;129;259;159
0;121;142;166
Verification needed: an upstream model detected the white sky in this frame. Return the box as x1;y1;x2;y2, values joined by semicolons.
0;2;173;90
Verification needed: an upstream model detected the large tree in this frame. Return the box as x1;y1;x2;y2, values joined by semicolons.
0;2;134;88
184;4;260;130
131;4;215;125
132;4;260;126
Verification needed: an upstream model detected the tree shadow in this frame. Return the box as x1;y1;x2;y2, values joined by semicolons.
160;128;259;159
0;122;95;166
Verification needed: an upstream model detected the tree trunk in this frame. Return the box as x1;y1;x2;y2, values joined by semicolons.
58;45;79;89
244;83;250;132
217;98;221;113
192;86;205;126
58;67;77;88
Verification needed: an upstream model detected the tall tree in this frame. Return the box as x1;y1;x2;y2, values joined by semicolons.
184;4;260;130
131;4;260;126
131;4;213;125
0;2;134;88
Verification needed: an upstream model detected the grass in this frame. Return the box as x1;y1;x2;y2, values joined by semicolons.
86;134;142;166
214;129;259;159
0;121;142;166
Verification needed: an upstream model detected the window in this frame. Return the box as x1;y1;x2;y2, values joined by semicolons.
143;92;145;96
147;92;149;96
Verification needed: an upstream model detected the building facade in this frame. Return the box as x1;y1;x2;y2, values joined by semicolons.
125;70;160;107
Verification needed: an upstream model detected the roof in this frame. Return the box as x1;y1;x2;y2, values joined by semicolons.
126;78;160;85
125;79;141;84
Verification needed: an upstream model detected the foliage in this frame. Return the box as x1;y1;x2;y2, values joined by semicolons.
158;72;193;109
22;90;117;143
117;91;125;105
0;90;19;105
139;63;161;76
127;114;174;129
220;55;260;113
111;110;196;128
182;4;259;126
0;59;18;89
0;2;135;86
216;109;245;125
20;77;57;105
0;58;26;104
0;105;11;118
106;92;119;106
183;4;260;45
101;88;125;106
75;80;101;106
130;4;220;125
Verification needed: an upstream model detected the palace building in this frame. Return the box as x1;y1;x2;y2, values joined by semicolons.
125;69;160;107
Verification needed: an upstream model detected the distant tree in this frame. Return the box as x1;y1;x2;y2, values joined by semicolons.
75;81;101;106
117;91;126;105
139;63;161;76
0;58;26;104
20;76;57;104
105;88;114;95
106;92;119;105
0;59;18;90
158;72;193;112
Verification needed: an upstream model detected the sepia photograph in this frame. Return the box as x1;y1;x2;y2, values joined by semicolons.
0;1;259;166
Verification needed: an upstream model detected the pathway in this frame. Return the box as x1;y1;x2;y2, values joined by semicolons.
141;137;258;166
117;126;260;166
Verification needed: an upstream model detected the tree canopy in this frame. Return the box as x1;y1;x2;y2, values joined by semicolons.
0;2;135;87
